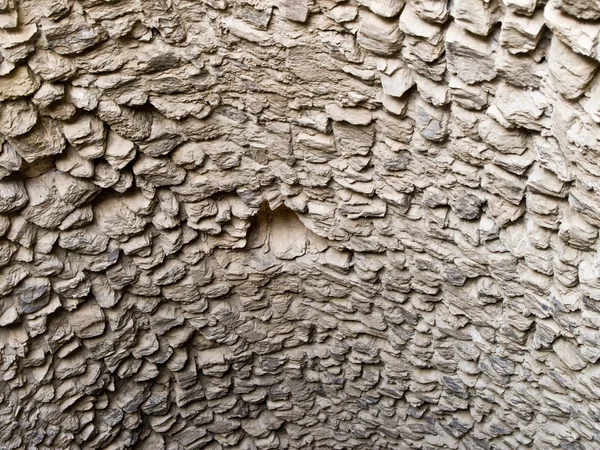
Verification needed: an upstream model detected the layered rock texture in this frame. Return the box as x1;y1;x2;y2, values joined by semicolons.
1;0;600;448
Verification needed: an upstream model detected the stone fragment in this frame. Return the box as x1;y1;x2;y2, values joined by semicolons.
94;197;148;239
553;339;587;370
380;65;414;98
269;205;307;260
399;4;445;63
0;8;18;29
171;141;206;169
0;99;37;137
104;129;136;169
62;114;106;151
140;0;187;43
446;24;497;84
0;178;27;212
355;0;404;17
412;0;449;22
482;164;527;205
357;10;403;55
500;9;545;54
328;4;358;23
8;118;66;163
96;99;152;142
416;99;449;142
66;86;99;111
22;172;97;228
0;306;18;326
55;146;94;178
548;36;599;99
223;16;270;43
504;0;537;15
39;4;107;55
70;302;105;338
450;190;484;220
555;0;600;20
494;82;549;131
31;82;64;108
478;115;529;155
532;134;572;182
0;23;37;62
277;0;309;22
133;154;186;186
27;49;76;81
59;205;94;230
325;104;372;126
13;277;51;314
544;1;600;60
0;65;40;100
452;0;502;36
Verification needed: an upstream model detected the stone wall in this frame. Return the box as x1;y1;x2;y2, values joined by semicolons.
1;0;600;448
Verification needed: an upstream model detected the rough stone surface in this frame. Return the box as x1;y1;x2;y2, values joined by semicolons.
0;0;600;449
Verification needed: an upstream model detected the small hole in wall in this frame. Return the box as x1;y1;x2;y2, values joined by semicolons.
245;201;309;260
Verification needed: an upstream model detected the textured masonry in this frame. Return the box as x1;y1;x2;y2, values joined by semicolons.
1;0;600;448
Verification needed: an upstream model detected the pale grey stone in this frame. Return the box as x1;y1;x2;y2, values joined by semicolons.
8;117;66;163
452;0;502;36
380;65;415;98
412;0;450;23
0;99;37;137
13;276;51;314
501;8;545;53
355;0;404;18
548;36;599;99
555;0;600;20
94;197;148;239
133;154;186;186
0;65;40;101
39;3;107;55
325;104;373;126
544;1;600;60
446;23;498;84
0;305;19;326
0;178;27;213
357;10;403;55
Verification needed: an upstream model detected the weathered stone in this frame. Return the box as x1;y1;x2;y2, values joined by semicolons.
133;154;186;186
544;1;600;60
555;0;600;20
31;82;64;108
412;0;449;23
446;23;497;84
39;3;107;55
380;64;415;98
355;0;404;18
94;197;148;239
452;0;502;36
357;10;403;55
0;99;37;137
0;65;40;101
548;36;599;99
8;118;66;163
325;104;373;126
0;3;598;450
0;178;27;213
13;277;51;314
500;9;545;54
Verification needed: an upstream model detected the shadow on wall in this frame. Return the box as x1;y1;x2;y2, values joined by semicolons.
246;202;308;260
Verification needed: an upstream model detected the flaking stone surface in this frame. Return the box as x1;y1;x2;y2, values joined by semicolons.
1;0;600;449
